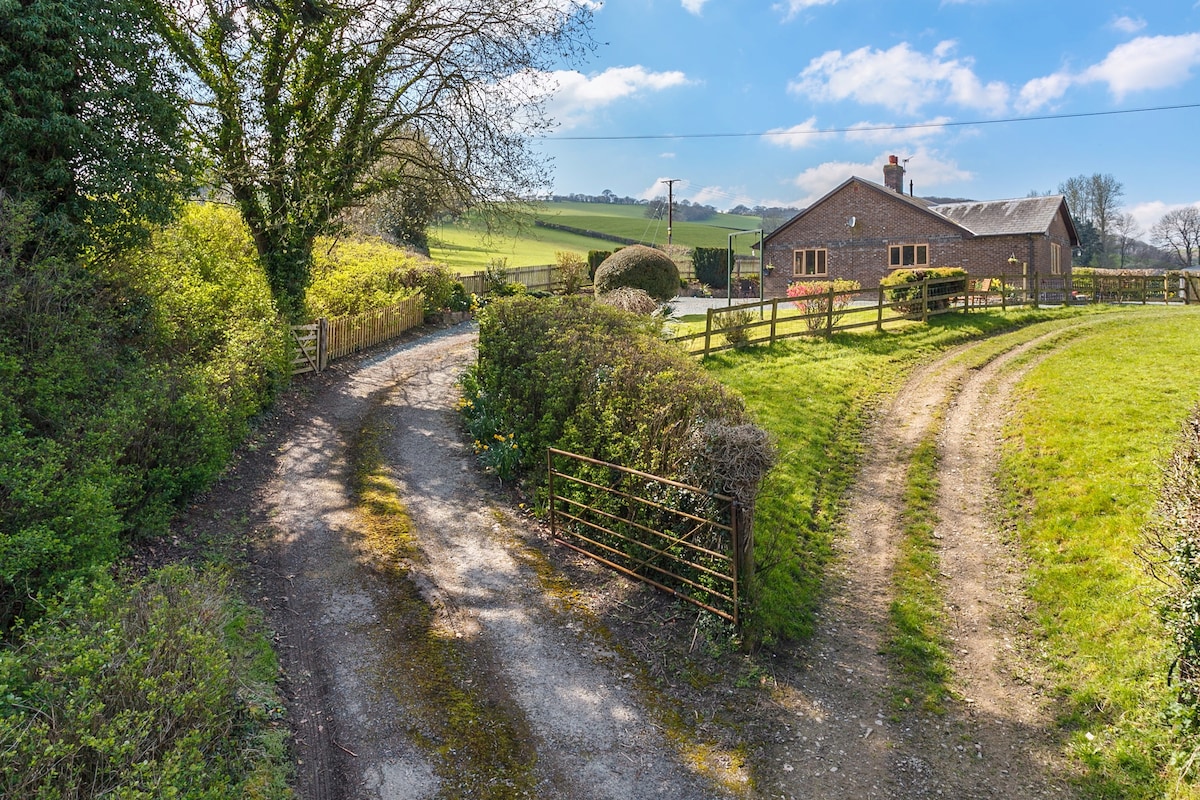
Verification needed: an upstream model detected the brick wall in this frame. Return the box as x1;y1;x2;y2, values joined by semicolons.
762;180;1076;297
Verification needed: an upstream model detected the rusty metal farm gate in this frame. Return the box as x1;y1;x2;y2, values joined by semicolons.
546;448;747;625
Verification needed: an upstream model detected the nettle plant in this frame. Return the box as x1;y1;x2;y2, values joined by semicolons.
787;279;861;331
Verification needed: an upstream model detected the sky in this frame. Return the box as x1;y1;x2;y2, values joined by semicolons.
532;0;1200;234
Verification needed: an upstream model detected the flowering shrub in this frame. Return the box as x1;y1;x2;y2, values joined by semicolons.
786;280;861;331
880;268;967;314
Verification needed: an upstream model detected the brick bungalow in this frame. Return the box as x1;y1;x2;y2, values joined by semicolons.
760;156;1080;296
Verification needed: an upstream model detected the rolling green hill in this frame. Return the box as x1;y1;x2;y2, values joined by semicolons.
428;201;765;272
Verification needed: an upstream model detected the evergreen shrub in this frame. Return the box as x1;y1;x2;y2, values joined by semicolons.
692;247;728;289
460;294;770;497
1143;406;1200;776
0;567;289;799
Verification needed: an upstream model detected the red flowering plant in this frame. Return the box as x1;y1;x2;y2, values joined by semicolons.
786;280;861;331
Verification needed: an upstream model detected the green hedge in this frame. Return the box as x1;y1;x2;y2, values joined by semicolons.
880;267;967;313
461;294;755;487
306;237;469;318
692;246;728;289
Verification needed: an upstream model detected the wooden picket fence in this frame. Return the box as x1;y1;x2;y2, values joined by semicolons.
290;294;425;375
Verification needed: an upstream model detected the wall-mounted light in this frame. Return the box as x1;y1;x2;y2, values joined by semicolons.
847;215;857;228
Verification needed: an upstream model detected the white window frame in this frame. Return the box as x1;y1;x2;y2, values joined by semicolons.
1050;242;1062;275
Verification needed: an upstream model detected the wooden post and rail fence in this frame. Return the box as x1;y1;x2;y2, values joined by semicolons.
679;271;1200;358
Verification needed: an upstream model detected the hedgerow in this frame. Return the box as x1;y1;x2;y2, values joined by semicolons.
460;293;772;521
306;236;469;319
880;267;967;313
0;566;290;799
1143;405;1200;778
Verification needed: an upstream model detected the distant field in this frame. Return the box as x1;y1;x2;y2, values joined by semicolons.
428;201;764;272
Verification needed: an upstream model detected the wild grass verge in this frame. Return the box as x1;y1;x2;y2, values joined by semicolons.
887;431;954;714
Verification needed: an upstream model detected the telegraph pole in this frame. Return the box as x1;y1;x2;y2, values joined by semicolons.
660;178;681;247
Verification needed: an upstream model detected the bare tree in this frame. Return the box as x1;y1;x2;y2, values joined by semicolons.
1110;212;1141;269
1151;206;1200;269
1058;173;1124;263
140;0;595;317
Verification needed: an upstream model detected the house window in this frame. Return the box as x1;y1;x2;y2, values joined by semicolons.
1050;243;1062;275
888;243;929;268
793;248;827;277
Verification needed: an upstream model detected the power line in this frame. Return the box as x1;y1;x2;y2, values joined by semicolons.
542;102;1200;142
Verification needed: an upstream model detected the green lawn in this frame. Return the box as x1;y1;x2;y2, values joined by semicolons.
998;307;1200;798
703;305;1109;641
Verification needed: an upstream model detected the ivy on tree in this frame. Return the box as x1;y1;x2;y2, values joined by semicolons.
141;0;595;318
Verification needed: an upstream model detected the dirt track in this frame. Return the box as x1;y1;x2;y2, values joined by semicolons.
176;316;1112;798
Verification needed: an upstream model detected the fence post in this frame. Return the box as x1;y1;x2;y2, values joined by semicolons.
825;285;835;338
921;278;929;323
732;500;754;627
704;307;714;357
770;298;779;345
547;449;556;538
877;283;885;331
318;318;329;372
1033;272;1040;309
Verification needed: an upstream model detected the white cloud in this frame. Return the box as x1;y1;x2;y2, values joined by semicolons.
638;177;690;201
773;0;838;23
1110;15;1146;34
764;117;830;149
788;150;971;205
541;66;692;128
843;117;953;146
789;41;1009;115
1127;199;1200;233
1019;33;1200;111
688;185;754;209
681;0;709;14
660;152;677;159
1081;33;1200;99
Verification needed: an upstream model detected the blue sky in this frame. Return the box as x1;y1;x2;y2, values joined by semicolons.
533;1;1200;234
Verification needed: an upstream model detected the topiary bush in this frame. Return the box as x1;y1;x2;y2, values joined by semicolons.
593;244;680;302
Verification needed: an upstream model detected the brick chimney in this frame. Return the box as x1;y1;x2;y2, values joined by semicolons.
883;155;904;194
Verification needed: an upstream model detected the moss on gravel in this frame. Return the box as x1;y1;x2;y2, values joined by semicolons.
348;411;539;799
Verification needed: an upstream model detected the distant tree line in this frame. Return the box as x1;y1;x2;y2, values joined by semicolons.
1036;174;1196;271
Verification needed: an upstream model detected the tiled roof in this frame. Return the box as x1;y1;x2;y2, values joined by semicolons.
931;196;1068;237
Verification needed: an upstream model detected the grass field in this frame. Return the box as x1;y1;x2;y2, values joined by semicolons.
998;307;1200;798
706;304;1200;795
428;201;763;272
702;305;1110;641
